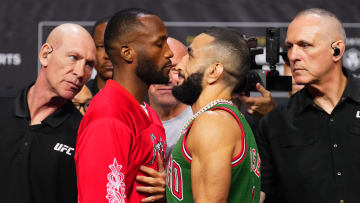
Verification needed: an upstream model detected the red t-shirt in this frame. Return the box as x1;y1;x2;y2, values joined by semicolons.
75;80;166;203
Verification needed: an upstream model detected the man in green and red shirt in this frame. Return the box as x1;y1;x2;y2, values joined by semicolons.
166;27;261;203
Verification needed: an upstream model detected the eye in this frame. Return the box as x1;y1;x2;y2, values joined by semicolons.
70;55;78;60
156;42;164;48
299;42;311;48
285;43;293;50
85;61;95;69
96;45;104;49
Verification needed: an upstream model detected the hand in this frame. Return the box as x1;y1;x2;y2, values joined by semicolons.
136;153;166;203
260;191;266;203
239;83;275;117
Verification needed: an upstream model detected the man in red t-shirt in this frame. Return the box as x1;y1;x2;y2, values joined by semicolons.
75;8;173;203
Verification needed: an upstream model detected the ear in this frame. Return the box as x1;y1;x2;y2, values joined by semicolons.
332;40;345;62
39;43;53;67
120;45;134;63
206;63;224;84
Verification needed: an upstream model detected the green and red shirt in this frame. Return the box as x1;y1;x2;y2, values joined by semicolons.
166;102;261;203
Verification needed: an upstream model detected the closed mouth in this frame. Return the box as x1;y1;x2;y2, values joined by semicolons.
67;81;81;90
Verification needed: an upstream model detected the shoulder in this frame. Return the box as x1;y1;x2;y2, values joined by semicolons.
0;97;16;125
262;89;306;123
86;89;128;118
190;110;240;143
78;117;132;141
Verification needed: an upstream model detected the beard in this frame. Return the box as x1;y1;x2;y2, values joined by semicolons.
172;72;204;106
136;55;170;86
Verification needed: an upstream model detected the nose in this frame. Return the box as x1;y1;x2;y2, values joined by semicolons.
73;61;88;82
164;41;174;59
104;51;111;61
287;46;300;65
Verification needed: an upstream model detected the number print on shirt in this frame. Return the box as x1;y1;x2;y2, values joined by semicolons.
250;147;261;177
106;158;126;203
167;155;183;200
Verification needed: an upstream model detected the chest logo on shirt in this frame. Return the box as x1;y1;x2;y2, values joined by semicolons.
53;143;74;156
356;111;360;118
149;134;165;165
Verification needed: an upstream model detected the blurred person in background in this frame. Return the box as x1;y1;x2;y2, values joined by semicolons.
148;37;193;163
86;16;113;95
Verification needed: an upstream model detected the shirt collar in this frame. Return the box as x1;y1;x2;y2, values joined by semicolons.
14;82;33;119
14;82;79;127
293;68;360;114
42;101;77;128
291;87;314;114
343;69;360;103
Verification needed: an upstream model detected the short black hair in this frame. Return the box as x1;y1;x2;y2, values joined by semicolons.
104;8;154;57
203;27;250;88
91;16;111;37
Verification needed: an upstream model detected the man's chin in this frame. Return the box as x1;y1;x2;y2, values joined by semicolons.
59;89;79;100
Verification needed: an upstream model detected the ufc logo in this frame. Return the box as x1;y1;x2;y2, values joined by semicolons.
53;143;74;156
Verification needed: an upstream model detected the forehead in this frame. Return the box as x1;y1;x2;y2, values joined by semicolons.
286;14;329;43
59;34;96;58
190;33;215;53
168;41;186;64
137;15;167;40
93;23;107;42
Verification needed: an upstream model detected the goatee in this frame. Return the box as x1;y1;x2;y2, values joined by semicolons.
136;56;170;85
172;72;204;106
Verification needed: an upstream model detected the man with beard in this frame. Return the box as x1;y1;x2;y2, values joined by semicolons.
148;37;193;163
166;28;261;203
75;8;173;203
85;16;113;96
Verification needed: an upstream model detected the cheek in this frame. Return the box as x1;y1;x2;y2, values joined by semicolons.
83;71;92;82
47;65;65;82
307;53;329;72
148;85;157;95
96;50;106;61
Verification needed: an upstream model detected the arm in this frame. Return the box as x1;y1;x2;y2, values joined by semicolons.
75;119;131;203
188;110;240;203
238;83;275;117
260;191;266;203
136;153;166;203
254;114;276;203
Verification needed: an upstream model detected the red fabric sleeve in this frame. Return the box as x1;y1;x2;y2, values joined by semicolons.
76;118;132;203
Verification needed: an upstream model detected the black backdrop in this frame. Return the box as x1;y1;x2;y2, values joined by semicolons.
1;0;360;97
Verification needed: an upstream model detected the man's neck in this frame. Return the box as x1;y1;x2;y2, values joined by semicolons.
27;80;66;125
151;102;188;121
95;75;107;91
191;85;232;114
308;67;347;114
112;66;148;104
